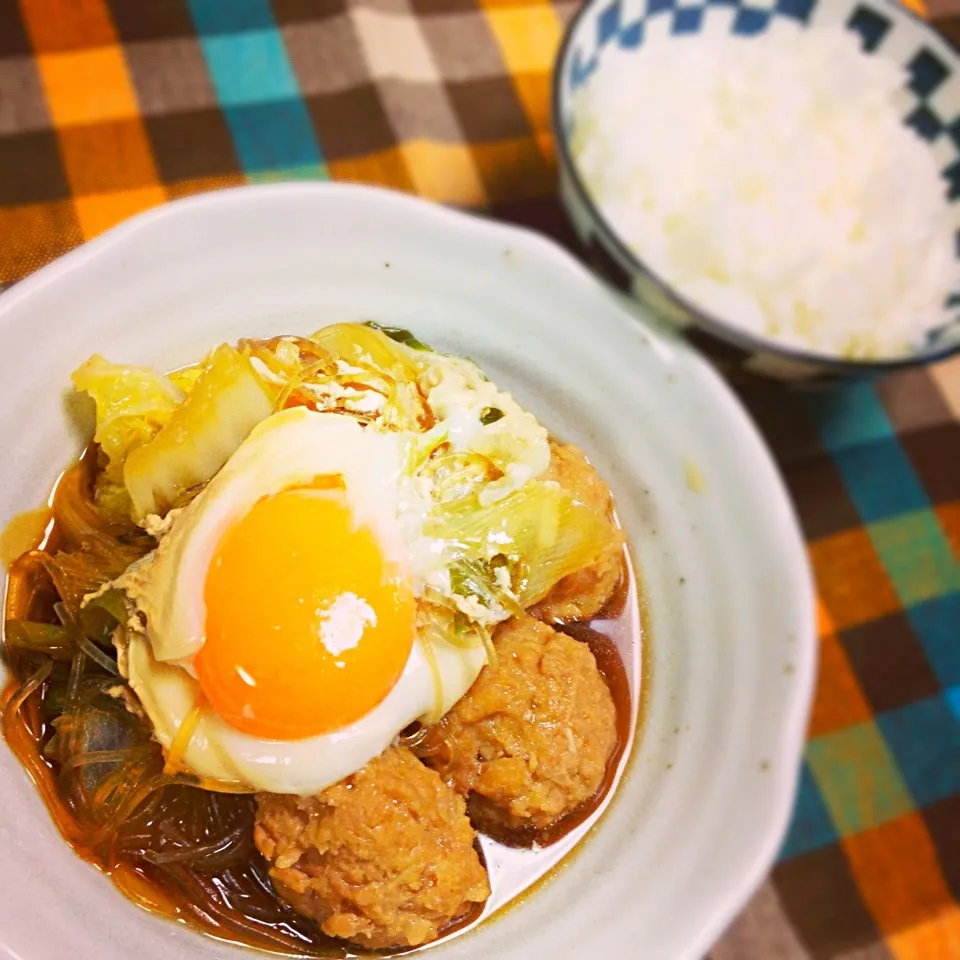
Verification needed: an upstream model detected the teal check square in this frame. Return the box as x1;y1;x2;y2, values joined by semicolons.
806;721;914;836
202;29;300;106
779;761;838;860
909;592;960;687
831;437;929;524
877;696;960;807
948;686;960;722
808;382;893;452
869;509;960;607
188;0;275;35
225;100;323;173
246;163;329;184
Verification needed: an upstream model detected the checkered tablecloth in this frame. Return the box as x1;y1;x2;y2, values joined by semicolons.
0;1;958;957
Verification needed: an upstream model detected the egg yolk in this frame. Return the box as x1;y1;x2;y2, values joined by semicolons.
196;485;415;740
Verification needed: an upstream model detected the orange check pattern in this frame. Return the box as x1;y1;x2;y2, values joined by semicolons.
0;2;958;959
0;0;583;279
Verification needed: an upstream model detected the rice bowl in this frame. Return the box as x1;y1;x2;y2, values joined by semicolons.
554;0;960;379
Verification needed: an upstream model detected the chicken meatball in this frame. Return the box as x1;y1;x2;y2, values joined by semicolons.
421;616;618;838
254;746;490;949
531;441;624;624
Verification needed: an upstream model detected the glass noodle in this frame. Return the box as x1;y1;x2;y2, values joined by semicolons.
1;451;355;957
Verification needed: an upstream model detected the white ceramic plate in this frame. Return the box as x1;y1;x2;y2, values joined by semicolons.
0;184;815;960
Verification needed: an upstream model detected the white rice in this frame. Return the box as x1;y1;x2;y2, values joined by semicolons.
571;25;959;358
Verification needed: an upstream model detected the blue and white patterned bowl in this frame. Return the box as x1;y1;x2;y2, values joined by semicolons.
553;0;960;381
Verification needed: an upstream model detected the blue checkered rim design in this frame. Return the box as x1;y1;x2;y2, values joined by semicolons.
561;0;960;349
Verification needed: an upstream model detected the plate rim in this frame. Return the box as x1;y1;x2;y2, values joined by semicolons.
0;181;817;959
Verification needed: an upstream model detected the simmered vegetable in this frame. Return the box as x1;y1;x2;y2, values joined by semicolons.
71;356;182;483
426;479;616;617
123;345;275;519
72;356;183;516
310;323;430;431
312;322;421;381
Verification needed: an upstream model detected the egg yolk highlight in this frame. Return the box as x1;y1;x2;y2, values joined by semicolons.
196;486;415;740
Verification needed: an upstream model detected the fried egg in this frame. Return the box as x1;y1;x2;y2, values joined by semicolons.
118;407;487;794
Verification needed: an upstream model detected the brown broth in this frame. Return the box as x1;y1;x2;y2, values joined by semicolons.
2;460;640;958
596;557;632;620
0;507;52;569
